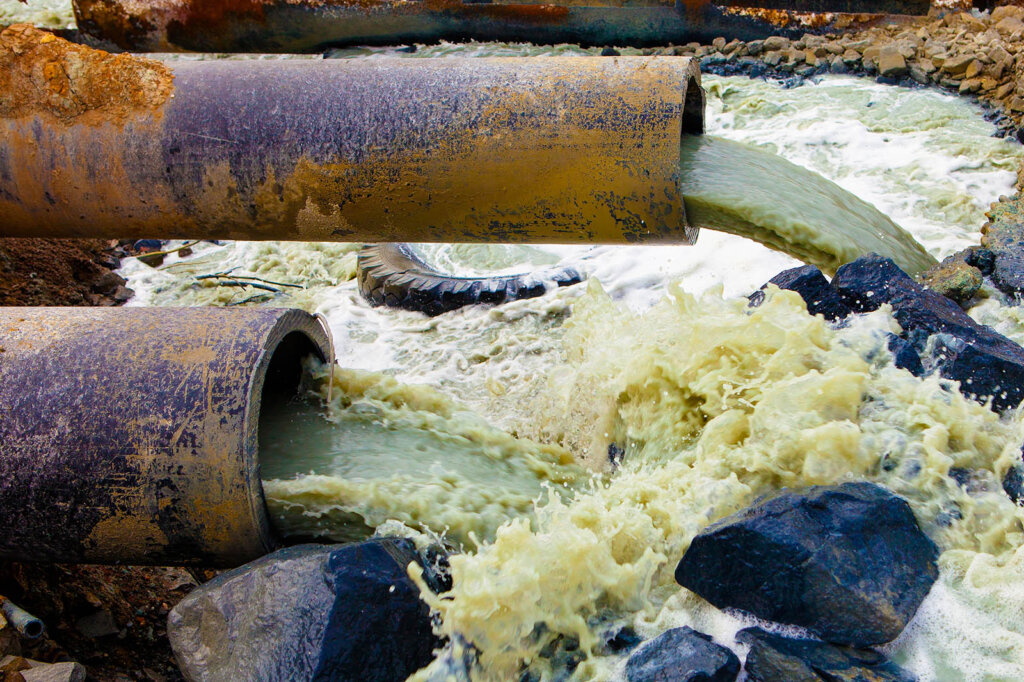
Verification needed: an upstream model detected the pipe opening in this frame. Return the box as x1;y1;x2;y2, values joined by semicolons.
683;74;705;136
261;330;322;409
21;619;44;639
251;325;330;555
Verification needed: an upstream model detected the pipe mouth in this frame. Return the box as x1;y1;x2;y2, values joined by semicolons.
245;311;332;561
21;618;45;639
682;73;705;136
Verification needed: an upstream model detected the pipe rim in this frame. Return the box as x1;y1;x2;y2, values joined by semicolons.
243;309;332;560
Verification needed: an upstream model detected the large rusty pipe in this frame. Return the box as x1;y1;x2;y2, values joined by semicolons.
0;27;704;245
71;0;795;53
0;307;331;566
69;0;927;54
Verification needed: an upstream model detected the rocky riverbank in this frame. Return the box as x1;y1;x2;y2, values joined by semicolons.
648;6;1024;171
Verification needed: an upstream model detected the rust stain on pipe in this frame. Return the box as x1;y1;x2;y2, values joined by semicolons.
0;307;331;566
0;41;704;245
0;24;173;126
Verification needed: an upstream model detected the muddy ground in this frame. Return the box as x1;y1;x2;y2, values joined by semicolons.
0;238;131;307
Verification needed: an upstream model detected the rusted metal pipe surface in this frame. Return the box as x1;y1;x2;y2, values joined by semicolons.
0;596;45;639
0;26;703;245
0;307;331;566
68;0;821;53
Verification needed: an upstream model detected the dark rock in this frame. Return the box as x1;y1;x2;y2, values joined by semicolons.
991;252;1024;296
675;482;938;647
625;627;739;682
831;254;1024;411
137;252;165;267
964;247;995;276
604;626;642;654
886;334;924;376
601;47;620;56
90;270;125;295
75;609;119;638
111;286;134;303
1003;460;1024;504
168;539;443;682
133;239;162;253
755;265;852;321
608;443;625;467
738;628;917;682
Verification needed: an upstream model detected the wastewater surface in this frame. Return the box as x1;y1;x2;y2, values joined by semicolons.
678;134;936;275
100;45;1024;682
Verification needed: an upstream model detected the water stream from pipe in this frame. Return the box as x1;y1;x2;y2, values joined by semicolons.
678;134;936;275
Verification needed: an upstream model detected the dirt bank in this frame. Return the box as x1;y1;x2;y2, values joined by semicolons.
0;239;131;306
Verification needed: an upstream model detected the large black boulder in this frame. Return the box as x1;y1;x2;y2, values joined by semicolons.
168;539;443;682
675;482;938;647
737;628;917;682
625;626;740;682
761;254;1024;411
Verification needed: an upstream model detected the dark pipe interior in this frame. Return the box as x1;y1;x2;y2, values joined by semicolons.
683;74;705;136
262;331;322;408
22;619;44;639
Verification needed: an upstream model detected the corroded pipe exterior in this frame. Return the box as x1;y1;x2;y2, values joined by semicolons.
0;307;330;566
70;0;807;53
0;27;703;245
0;596;45;639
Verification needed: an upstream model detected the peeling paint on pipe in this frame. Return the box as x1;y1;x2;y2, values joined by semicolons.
67;0;827;53
0;28;704;246
0;307;331;566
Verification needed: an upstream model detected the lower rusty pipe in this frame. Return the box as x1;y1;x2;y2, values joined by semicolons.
0;307;331;566
0;26;703;246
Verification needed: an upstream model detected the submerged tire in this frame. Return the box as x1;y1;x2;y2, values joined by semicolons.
357;243;584;316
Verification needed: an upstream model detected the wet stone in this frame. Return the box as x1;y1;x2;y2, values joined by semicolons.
751;264;851;321
831;254;1024;411
675;482;938;647
625;627;739;682
737;628;916;682
878;47;908;77
168;539;443;682
919;251;983;303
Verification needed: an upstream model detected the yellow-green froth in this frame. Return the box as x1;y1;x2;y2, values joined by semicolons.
261;365;590;547
122;241;361;310
883;551;1024;681
679;135;937;275
414;284;1024;681
0;0;74;28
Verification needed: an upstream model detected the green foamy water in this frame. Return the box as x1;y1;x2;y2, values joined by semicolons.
260;366;588;547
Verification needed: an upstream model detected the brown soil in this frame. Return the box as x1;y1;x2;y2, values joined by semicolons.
0;24;173;126
0;239;132;306
0;563;201;682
